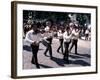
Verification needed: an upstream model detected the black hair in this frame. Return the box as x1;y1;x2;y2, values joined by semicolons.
66;27;70;30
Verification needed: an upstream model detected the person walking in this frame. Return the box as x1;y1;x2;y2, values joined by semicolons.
85;29;89;40
41;21;53;59
57;28;64;54
63;27;71;63
25;24;41;68
69;26;80;54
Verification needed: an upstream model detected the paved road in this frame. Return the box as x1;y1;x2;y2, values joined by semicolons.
23;38;91;69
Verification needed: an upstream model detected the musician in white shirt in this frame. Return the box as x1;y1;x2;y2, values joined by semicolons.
42;28;53;59
63;27;71;63
85;29;89;40
57;29;64;54
69;26;80;54
25;24;41;68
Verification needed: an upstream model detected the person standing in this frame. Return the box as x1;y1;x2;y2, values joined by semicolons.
63;27;71;63
69;26;80;54
25;24;41;68
57;28;64;54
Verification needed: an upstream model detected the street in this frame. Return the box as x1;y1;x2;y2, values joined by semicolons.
23;38;91;69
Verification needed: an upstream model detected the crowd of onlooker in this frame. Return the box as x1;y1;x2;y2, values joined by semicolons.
23;19;91;41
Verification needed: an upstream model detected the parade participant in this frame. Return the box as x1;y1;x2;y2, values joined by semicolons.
57;28;64;54
43;21;53;59
69;26;80;54
25;24;41;68
42;21;53;59
23;23;30;35
63;27;71;63
44;21;50;31
85;29;89;40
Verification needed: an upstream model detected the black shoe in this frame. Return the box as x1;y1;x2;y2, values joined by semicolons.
31;61;35;64
57;50;60;53
50;56;53;59
44;53;47;56
75;53;78;54
66;60;69;64
37;66;40;69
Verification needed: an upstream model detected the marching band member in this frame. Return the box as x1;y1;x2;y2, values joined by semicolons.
85;29;89;40
25;24;42;68
63;27;71;63
69;26;80;54
41;20;53;59
42;27;53;59
57;28;64;54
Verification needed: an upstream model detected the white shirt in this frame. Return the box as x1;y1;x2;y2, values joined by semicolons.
40;31;53;44
44;26;50;32
85;30;89;34
25;30;42;45
43;31;53;39
57;30;63;39
63;31;71;42
71;30;79;40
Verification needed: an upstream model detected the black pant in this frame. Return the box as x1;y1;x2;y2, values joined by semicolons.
69;39;78;54
85;34;89;40
63;42;70;61
31;44;40;68
57;39;63;53
43;38;53;58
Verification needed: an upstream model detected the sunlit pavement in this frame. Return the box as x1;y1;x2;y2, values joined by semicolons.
23;38;91;69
